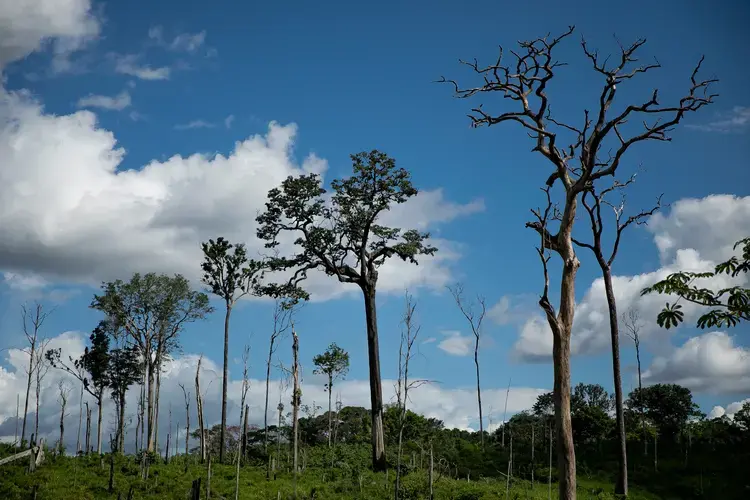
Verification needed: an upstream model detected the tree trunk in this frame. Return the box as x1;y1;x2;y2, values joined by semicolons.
85;403;91;454
59;398;66;455
531;423;535;489
77;381;83;454
15;394;19;448
97;394;103;455
474;337;483;448
264;341;273;455
327;375;333;447
146;355;155;452
154;368;162;453
635;339;647;456
21;337;36;448
220;303;233;464
600;267;628;496
362;284;386;471
196;357;206;463
242;404;249;461
185;400;190;457
34;368;41;441
547;203;579;500
118;391;126;453
292;332;300;497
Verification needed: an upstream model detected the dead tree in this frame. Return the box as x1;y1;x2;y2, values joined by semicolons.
571;177;661;494
20;303;52;448
57;381;71;455
395;291;429;500
85;402;92;454
623;308;648;456
502;379;511;448
236;346;251;500
291;330;301;497
195;355;206;463
442;26;717;499
447;283;486;448
33;340;51;441
265;299;294;457
179;383;191;457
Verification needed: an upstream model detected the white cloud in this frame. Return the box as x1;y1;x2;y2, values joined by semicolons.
437;330;473;356
707;399;750;420
0;331;546;450
687;106;750;133
513;195;750;362
114;54;170;80
76;90;131;111
488;294;536;325
643;332;750;394
174;119;215;130
224;115;234;129
0;0;99;70
3;271;48;291
170;31;206;53
0;86;479;301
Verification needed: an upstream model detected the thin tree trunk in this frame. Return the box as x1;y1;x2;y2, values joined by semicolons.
77;381;83;454
154;368;162;453
184;395;190;457
242;404;249;461
362;285;386;471
21;336;36;449
429;444;434;500
599;268;628;495
220;303;233;464
327;374;333;447
85;402;91;454
292;331;300;498
635;338;647;456
264;340;274;455
118;392;126;453
474;338;483;449
59;397;66;455
196;356;206;463
548;422;552;500
15;394;19;448
531;423;535;489
146;355;155;452
34;367;41;442
97;394;103;454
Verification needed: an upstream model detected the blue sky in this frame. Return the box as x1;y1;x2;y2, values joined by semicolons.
0;0;749;440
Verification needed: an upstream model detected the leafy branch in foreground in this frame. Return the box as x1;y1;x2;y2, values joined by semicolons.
641;237;750;329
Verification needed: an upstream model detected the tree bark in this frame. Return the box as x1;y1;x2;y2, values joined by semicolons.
600;267;628;496
85;403;91;454
474;337;483;448
97;393;103;455
545;198;578;500
220;303;233;464
292;332;300;495
146;355;155;452
362;284;386;471
59;398;66;455
242;404;249;461
118;391;126;453
634;337;646;456
264;340;273;455
196;357;206;463
21;328;37;449
327;374;333;447
154;368;162;452
34;367;41;441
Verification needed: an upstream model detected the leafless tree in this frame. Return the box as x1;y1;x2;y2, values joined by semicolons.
571;175;662;493
442;26;716;499
447;283;486;448
20;302;52;448
623;307;648;455
395;291;429;499
57;381;71;455
265;299;295;456
236;345;251;500
179;383;191;457
502;378;512;448
34;339;52;441
291;329;301;496
195;355;206;463
85;401;92;454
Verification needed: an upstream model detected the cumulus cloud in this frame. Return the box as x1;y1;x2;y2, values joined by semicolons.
76;90;131;111
0;0;99;70
643;332;750;394
0;87;480;300
437;330;473;356
0;332;545;451
113;54;170;80
707;399;750;420
513;195;750;362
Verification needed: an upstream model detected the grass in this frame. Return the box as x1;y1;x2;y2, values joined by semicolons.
0;454;664;500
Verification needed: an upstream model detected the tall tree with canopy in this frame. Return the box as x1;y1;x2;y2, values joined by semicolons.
90;273;212;453
256;150;437;470
313;343;350;447
441;27;716;498
201;237;266;463
108;344;141;453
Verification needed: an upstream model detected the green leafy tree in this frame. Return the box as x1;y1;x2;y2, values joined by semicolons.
257;150;437;471
642;237;750;329
626;384;702;439
734;401;750;431
91;273;212;453
313;343;350;447
108;345;140;453
201;237;266;463
571;383;613;414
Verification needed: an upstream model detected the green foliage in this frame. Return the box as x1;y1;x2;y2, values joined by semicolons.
200;237;266;303
107;345;140;403
313;342;350;390
734;401;750;431
625;384;702;438
256;150;437;293
641;237;750;329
